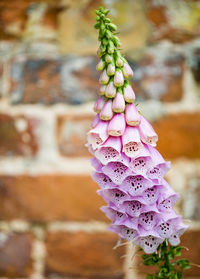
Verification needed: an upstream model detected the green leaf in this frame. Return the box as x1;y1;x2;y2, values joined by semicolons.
176;259;190;269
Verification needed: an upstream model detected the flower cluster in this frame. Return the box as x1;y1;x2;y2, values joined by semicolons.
87;7;187;254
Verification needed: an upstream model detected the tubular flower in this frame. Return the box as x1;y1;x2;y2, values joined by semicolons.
100;99;113;120
87;6;188;256
112;91;125;113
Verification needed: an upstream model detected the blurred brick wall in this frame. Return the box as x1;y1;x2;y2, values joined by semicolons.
0;0;200;279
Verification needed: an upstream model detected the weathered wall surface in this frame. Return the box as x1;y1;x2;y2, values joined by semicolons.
0;0;200;278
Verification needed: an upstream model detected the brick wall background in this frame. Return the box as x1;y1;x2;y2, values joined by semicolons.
0;0;200;278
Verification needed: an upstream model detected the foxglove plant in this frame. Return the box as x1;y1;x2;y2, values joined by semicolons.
87;7;190;278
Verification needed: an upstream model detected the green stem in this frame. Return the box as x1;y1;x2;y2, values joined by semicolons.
141;241;191;279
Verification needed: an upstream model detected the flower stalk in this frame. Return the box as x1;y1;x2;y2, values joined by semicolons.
87;6;191;279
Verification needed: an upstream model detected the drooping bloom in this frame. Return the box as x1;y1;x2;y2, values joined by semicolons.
93;96;105;113
100;99;113;120
112;91;125;113
124;84;135;103
87;7;187;255
125;103;141;126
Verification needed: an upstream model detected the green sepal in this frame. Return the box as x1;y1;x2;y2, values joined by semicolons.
108;40;115;54
94;22;100;29
108;23;117;31
105;18;111;23
105;29;112;39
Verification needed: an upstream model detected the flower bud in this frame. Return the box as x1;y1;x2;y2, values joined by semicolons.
112;92;125;113
93;96;105;113
100;99;113;120
108;113;126;136
96;59;105;71
122;62;133;79
114;69;124;87
99;85;106;95
123;84;135;103
108;23;117;31
105;54;113;63
107;63;115;76
108;41;115;54
125;104;141;126
99;69;109;85
105;81;116;98
116;56;123;67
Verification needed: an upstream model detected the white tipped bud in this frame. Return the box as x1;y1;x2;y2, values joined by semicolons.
107;63;115;76
96;59;105;71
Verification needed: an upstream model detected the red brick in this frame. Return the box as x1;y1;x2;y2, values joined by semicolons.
0;114;38;156
0;0;60;40
183;177;200;220
9;57;98;105
190;49;200;83
57;114;92;157
146;0;200;43
0;175;106;222
181;230;200;277
131;52;184;102
153;113;200;159
0;233;33;277
45;232;125;279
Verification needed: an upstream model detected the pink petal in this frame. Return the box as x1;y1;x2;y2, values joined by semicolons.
95;136;122;165
122;63;133;79
125;104;141;126
123;84;135;103
100;100;113;120
139;116;158;147
114;69;124;87
112;93;125;113
122;126;143;158
87;120;109;149
108;113;126;137
105;81;117;98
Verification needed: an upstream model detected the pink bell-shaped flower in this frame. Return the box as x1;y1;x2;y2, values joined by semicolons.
100;99;113;121
108;113;126;136
91;113;100;128
124;84;135;103
122;126;143;158
112;90;125;113
87;120;109;149
139;116;158;147
125;103;141;126
93;96;105;113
